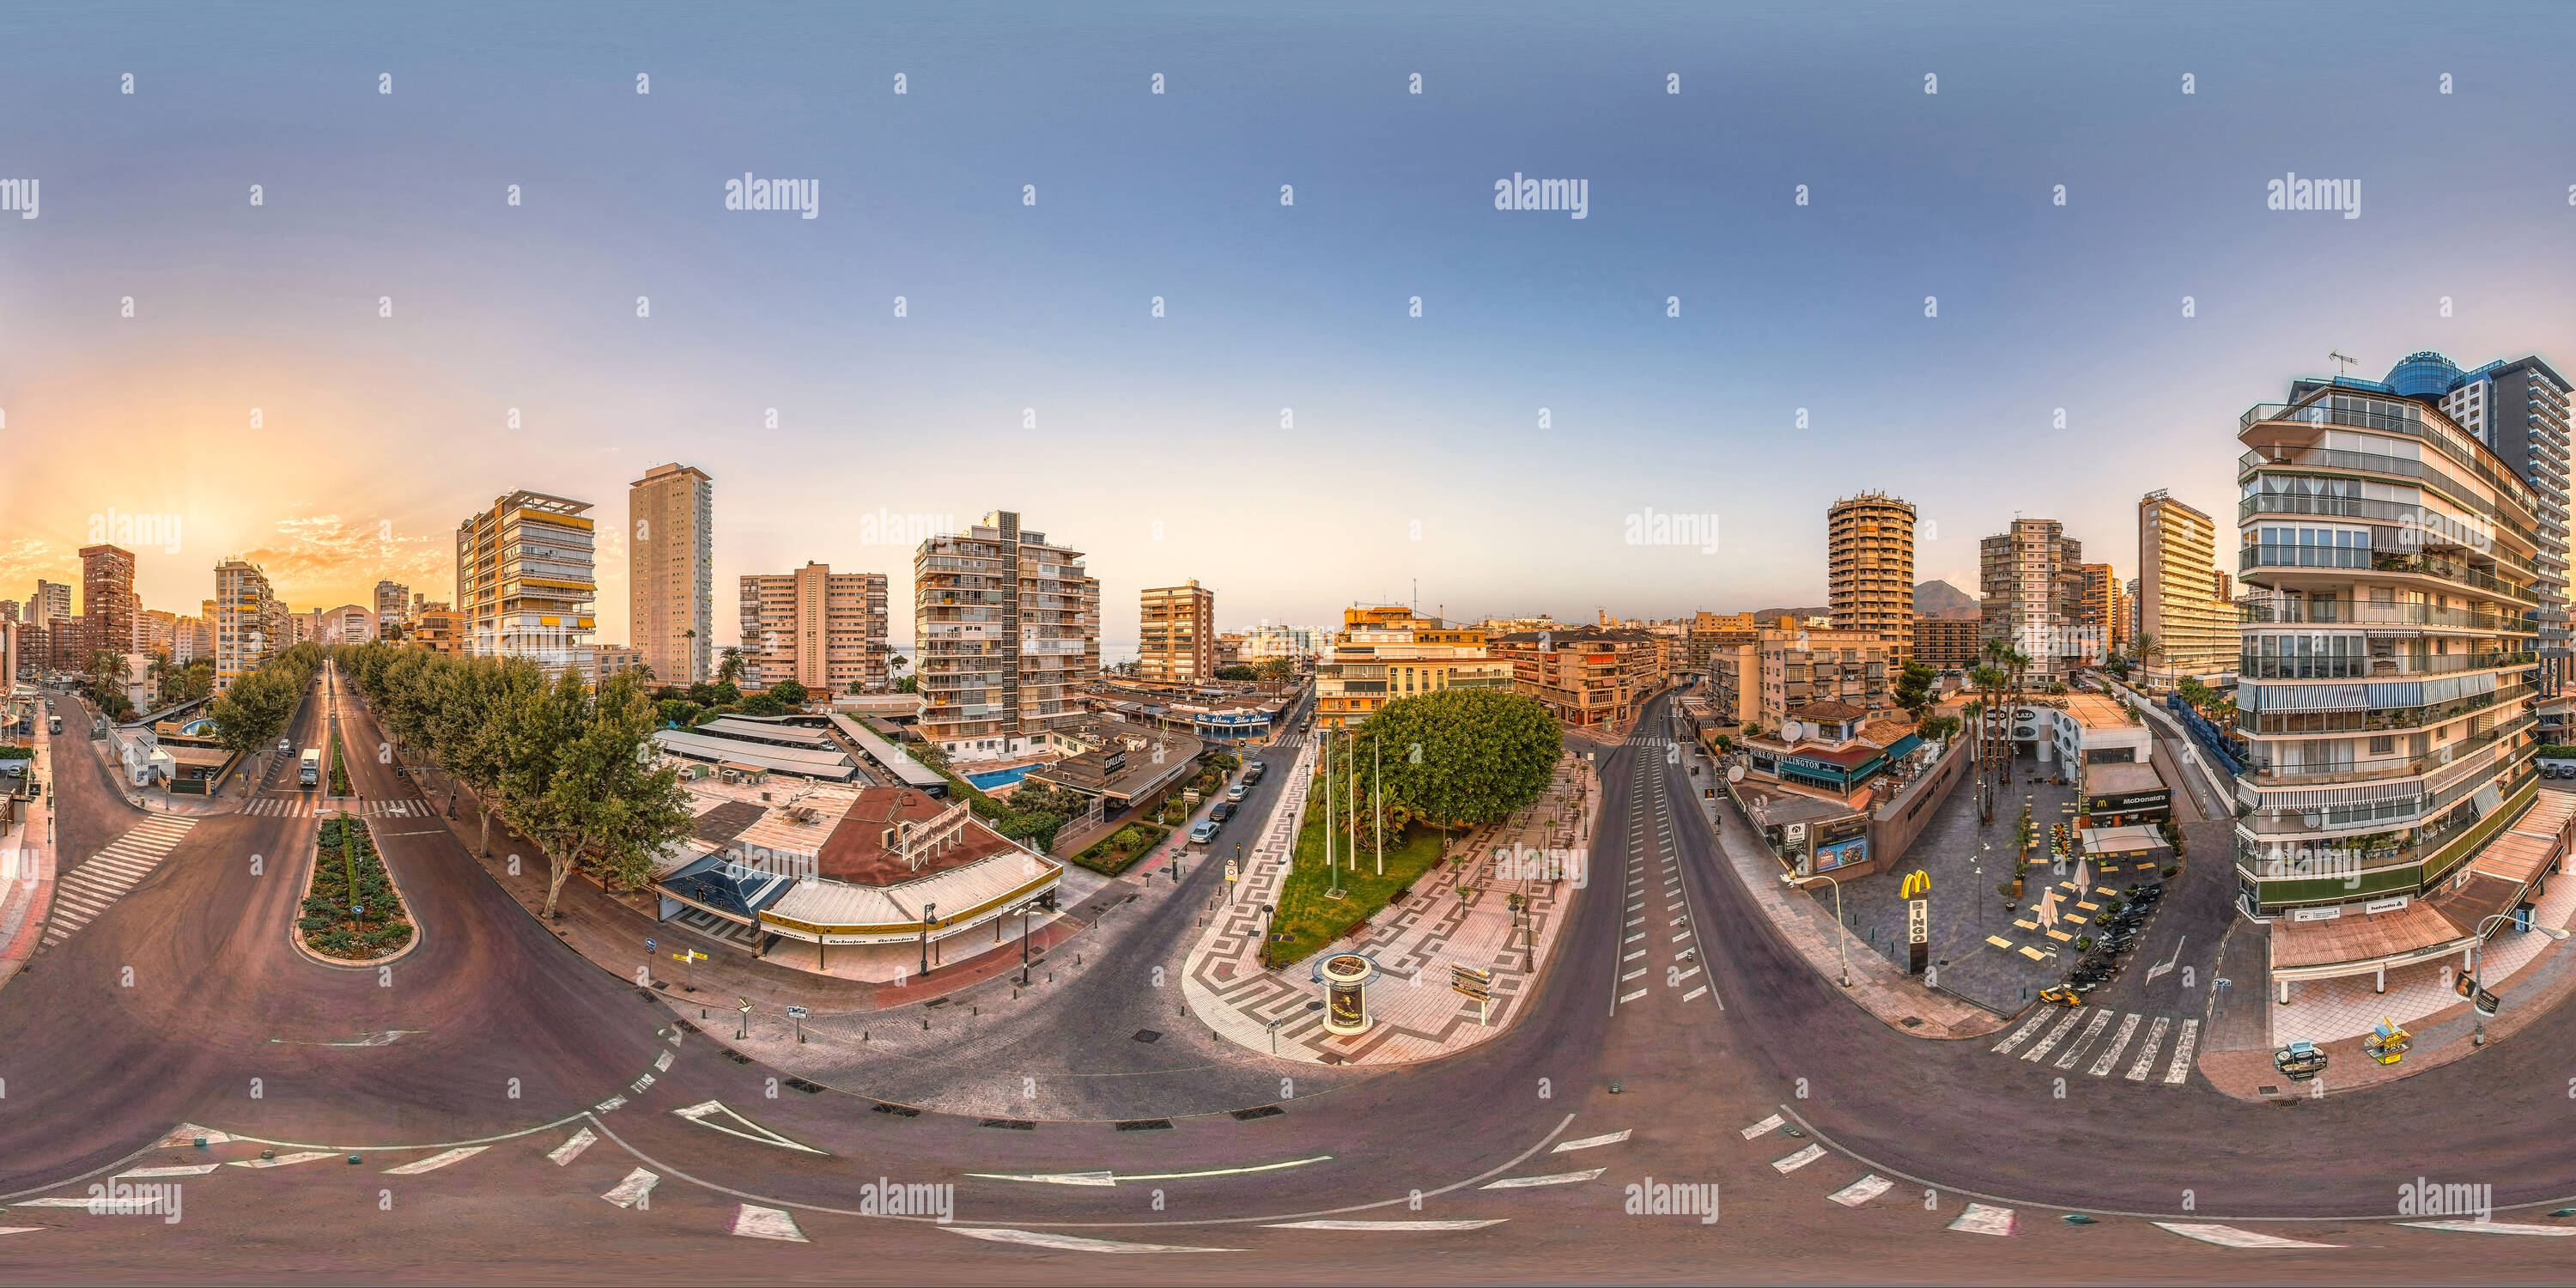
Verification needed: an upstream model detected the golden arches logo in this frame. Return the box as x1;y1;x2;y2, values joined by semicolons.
1898;870;1931;900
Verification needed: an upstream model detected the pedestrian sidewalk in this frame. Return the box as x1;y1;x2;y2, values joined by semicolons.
1181;746;1596;1065
1682;737;2003;1041
0;718;58;993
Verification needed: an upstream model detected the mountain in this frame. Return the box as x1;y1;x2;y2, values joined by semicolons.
1750;605;1832;623
1913;580;1980;620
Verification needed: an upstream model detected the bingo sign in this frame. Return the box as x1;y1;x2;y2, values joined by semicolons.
1814;834;1869;872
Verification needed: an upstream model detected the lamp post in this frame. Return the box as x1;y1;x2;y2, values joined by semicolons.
920;902;938;979
2469;912;2568;1046
1018;901;1034;986
1780;871;1852;987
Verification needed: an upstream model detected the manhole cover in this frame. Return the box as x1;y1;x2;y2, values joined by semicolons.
2257;1085;2280;1096
1114;1119;1174;1132
1900;1017;1923;1028
1133;1030;1163;1043
979;1118;1036;1130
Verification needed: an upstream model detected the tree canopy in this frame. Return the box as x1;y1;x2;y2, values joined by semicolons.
1352;688;1561;829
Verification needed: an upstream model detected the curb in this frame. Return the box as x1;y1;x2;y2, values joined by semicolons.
288;811;424;972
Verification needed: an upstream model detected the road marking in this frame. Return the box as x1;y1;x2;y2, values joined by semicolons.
654;1049;673;1072
227;1151;337;1169
1623;951;1644;962
2053;1010;2114;1069
2087;1013;2142;1077
1618;988;1647;1003
1827;1175;1893;1206
2154;1222;2342;1248
946;1228;1243;1253
1740;1114;1784;1139
629;1072;656;1094
2163;1018;2200;1084
1266;1218;1510;1230
593;1095;628;1114
1481;1168;1604;1189
1680;985;1708;1001
671;1101;828;1154
1771;1144;1827;1173
2144;935;2187;983
1670;932;1692;943
732;1204;809;1242
602;1168;659;1207
1552;1130;1631;1153
0;1227;43;1235
115;1164;219;1178
382;1146;486;1175
1948;1202;2014;1236
7;1199;106;1209
1625;933;1643;944
2397;1220;2576;1236
2125;1018;2172;1081
549;1128;597;1165
1990;1010;2054;1054
2020;1009;2087;1062
1620;969;1646;982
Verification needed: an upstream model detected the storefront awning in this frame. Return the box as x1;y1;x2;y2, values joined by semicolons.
2081;824;2166;854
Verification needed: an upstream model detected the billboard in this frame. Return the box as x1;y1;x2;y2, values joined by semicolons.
1814;834;1869;872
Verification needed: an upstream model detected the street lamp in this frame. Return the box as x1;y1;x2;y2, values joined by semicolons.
920;902;938;979
2469;912;2568;1046
1018;901;1035;986
1779;871;1852;987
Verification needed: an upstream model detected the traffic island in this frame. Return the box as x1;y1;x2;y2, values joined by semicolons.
293;812;418;967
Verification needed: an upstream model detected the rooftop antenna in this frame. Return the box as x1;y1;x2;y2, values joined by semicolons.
2329;349;2359;378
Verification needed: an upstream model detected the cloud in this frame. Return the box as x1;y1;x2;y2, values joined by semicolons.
0;538;71;592
239;511;447;604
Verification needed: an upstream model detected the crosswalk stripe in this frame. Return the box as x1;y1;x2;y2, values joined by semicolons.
1481;1168;1603;1189
549;1128;597;1165
2020;1009;2086;1062
2154;1222;2341;1248
1948;1203;2014;1236
2053;1010;2113;1069
1827;1174;1893;1206
2164;1019;2200;1084
1739;1114;1783;1139
1552;1129;1631;1153
2087;1013;2142;1077
945;1228;1247;1253
601;1168;659;1207
1264;1219;1507;1230
2125;1018;2171;1081
1672;966;1700;982
1991;1009;2055;1054
1771;1144;1826;1173
382;1146;486;1175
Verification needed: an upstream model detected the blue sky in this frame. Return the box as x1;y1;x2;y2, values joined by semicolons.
5;1;2574;651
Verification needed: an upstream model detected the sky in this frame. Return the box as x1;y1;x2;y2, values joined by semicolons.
5;1;2576;655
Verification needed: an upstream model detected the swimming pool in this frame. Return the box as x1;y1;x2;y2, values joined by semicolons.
966;764;1035;791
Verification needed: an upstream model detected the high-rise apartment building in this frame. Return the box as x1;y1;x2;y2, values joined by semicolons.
1139;580;1218;684
1911;617;1981;670
31;580;70;632
2137;490;2231;683
134;608;179;658
629;463;714;686
2235;374;2543;987
1979;519;2088;675
173;614;211;665
738;562;890;696
1311;605;1513;729
2080;562;2129;658
79;544;137;665
456;489;597;672
213;558;276;692
319;605;373;644
1492;626;1663;729
913;511;1098;759
1827;492;1916;663
374;580;410;635
2413;354;2574;662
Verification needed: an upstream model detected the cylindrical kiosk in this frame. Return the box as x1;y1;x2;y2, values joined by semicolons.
1317;952;1377;1036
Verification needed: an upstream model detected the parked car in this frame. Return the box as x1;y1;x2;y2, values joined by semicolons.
1188;819;1218;846
1209;802;1236;823
1225;782;1247;803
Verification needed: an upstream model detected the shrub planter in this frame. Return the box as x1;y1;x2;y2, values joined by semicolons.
294;812;418;966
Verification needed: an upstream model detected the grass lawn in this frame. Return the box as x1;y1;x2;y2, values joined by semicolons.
1263;813;1451;969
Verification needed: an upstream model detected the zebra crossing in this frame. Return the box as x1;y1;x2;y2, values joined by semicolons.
1613;751;1704;1010
43;817;198;948
241;797;429;818
1989;1005;2198;1084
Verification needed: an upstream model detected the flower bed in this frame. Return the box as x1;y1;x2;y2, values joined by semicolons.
1073;821;1170;877
298;812;414;960
328;738;352;796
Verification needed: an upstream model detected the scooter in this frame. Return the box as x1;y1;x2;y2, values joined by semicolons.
2038;986;2081;1006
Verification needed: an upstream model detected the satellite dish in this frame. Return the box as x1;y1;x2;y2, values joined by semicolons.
1726;764;1745;783
1781;720;1805;742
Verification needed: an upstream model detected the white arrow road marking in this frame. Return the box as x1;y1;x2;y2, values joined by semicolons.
1771;1144;1827;1173
945;1228;1243;1254
1481;1168;1605;1188
1739;1114;1784;1139
2144;934;2187;983
732;1204;809;1242
155;1124;232;1148
115;1164;219;1178
1265;1219;1509;1230
1826;1175;1893;1206
226;1151;337;1169
2397;1221;2576;1236
0;1228;44;1235
2154;1222;2342;1248
969;1170;1118;1187
1948;1203;2014;1236
549;1128;598;1166
602;1169;659;1208
671;1101;828;1154
382;1146;486;1175
1552;1130;1632;1153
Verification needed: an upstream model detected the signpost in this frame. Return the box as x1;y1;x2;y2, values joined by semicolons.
786;1004;808;1044
671;948;707;993
1451;963;1493;1026
735;995;753;1041
2454;973;2501;1018
1898;870;1930;975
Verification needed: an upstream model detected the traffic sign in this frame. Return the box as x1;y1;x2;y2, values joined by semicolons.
784;1005;808;1019
1449;963;1492;1000
1224;859;1239;883
645;938;657;951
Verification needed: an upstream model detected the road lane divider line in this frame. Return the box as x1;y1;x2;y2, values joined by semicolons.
382;1146;487;1175
1264;1219;1506;1230
227;1151;337;1169
2397;1220;2576;1236
1481;1168;1604;1189
1552;1130;1631;1153
946;1228;1243;1253
1827;1175;1893;1206
1771;1144;1826;1173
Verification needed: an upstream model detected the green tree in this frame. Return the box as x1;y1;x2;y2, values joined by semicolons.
716;647;744;684
1215;665;1257;681
1356;689;1560;829
513;671;693;917
896;676;919;694
1255;656;1295;684
769;679;809;708
738;691;787;717
1892;659;1936;719
656;698;701;727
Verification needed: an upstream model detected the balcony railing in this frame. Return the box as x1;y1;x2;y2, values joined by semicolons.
2237;682;2531;736
2238;596;2532;633
2241;400;2537;513
2240;447;2521;529
2238;650;2535;679
2244;715;2533;788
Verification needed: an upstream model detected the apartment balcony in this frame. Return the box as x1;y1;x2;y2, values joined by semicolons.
2235;760;2522;838
2238;544;2532;605
2238;683;2531;737
2237;650;2533;680
2241;400;2538;514
2243;715;2532;790
2238;597;2534;635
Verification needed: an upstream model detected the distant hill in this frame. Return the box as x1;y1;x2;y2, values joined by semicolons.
1914;580;1981;620
1750;605;1832;623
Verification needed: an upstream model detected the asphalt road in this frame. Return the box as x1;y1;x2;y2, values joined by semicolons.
6;677;2576;1281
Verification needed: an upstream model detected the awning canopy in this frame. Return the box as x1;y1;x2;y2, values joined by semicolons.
2081;824;2166;854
